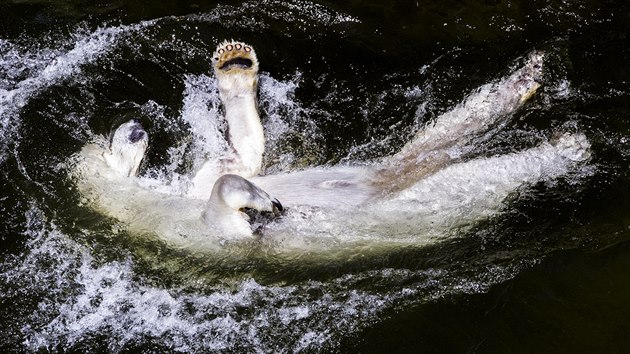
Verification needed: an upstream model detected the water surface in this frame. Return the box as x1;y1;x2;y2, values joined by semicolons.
1;0;629;352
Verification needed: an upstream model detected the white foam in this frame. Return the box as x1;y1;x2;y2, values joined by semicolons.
0;205;546;352
14;228;385;352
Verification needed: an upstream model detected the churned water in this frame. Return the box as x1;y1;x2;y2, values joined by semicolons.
1;0;629;352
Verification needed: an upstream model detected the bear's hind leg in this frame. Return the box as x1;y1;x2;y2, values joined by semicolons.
375;51;545;193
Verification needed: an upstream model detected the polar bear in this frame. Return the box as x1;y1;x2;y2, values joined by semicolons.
72;40;590;251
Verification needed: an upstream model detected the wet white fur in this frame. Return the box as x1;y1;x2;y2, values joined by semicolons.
73;117;276;243
252;52;553;207
102;120;148;177
72;43;590;251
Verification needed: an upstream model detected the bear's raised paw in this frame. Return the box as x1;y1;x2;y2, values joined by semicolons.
212;40;259;75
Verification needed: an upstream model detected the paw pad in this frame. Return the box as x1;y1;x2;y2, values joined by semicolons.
212;40;258;73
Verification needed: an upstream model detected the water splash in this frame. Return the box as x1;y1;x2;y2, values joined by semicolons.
187;0;360;36
0;21;159;161
259;72;325;171
0;1;620;351
180;74;228;170
0;202;542;352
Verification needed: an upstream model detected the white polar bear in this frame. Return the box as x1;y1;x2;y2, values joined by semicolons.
72;40;590;252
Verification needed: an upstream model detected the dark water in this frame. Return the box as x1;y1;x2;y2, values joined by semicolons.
1;0;629;352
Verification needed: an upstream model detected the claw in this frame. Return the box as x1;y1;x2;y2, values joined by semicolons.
272;198;284;215
212;40;259;73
